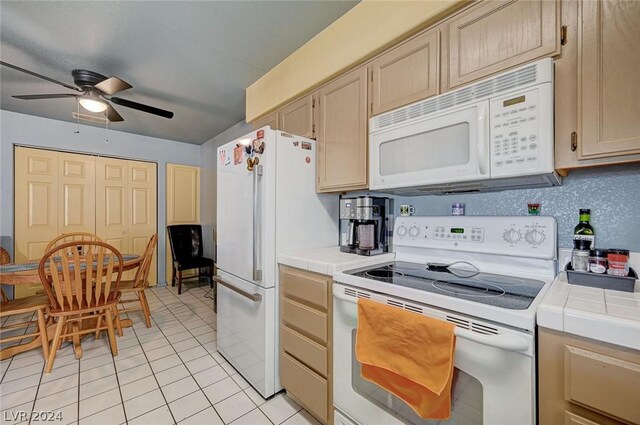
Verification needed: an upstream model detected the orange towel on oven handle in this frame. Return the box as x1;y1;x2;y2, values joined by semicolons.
355;298;457;419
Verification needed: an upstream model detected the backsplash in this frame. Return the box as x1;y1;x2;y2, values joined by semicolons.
359;164;640;251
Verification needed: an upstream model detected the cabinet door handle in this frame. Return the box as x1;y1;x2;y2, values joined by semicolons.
571;131;578;152
561;25;568;46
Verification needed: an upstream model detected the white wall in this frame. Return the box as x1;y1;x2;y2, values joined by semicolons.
0;110;201;287
200;120;252;260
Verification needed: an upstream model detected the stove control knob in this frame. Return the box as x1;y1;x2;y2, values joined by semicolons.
503;228;521;244
409;226;420;238
397;225;407;238
525;229;545;245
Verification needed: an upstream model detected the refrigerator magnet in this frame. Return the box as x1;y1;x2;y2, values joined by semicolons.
253;139;265;154
233;146;243;165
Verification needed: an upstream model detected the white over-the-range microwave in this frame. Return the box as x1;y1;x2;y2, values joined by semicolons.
369;58;560;194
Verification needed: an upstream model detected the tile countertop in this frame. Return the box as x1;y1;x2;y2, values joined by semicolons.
278;246;395;277
538;252;640;351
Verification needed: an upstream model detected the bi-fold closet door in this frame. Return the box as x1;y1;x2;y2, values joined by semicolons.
14;148;95;263
13;147;157;298
96;156;157;284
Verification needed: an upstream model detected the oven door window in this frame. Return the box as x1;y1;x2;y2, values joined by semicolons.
351;330;483;425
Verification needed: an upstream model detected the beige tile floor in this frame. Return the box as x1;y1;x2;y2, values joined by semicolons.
0;283;321;425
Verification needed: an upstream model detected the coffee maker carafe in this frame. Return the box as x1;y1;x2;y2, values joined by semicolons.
340;195;392;256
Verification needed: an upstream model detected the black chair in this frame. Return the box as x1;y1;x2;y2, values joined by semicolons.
167;225;214;295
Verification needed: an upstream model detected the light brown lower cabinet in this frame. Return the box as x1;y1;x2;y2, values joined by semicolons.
279;266;332;424
538;327;640;425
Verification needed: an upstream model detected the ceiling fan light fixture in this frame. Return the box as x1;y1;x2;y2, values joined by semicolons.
79;96;107;113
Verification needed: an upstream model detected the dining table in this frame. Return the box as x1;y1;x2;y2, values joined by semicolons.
0;253;142;359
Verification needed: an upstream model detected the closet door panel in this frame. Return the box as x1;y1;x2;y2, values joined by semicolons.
129;161;158;285
58;152;95;234
14;147;59;263
166;163;201;281
96;157;130;254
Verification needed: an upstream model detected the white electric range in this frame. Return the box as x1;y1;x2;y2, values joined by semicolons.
332;216;557;425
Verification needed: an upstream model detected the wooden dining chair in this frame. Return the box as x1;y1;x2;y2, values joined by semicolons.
38;241;123;373
45;232;103;254
117;234;157;328
0;247;50;361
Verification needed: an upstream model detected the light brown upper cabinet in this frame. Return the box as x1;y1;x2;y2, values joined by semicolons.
370;28;440;116
555;0;640;173
577;0;640;159
278;94;315;138
252;111;278;131
446;0;560;90
316;66;369;193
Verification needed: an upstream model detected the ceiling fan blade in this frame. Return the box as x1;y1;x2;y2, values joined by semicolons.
94;76;132;95
1;61;82;92
104;102;124;122
13;93;78;100
109;96;174;119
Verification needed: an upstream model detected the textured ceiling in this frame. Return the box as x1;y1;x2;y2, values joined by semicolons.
0;1;358;144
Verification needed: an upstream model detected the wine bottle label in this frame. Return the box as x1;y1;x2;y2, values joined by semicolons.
574;234;595;248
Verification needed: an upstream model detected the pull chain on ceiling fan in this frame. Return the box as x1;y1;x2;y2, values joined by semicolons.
1;61;174;122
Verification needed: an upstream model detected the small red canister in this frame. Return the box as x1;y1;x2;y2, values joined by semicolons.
607;249;630;276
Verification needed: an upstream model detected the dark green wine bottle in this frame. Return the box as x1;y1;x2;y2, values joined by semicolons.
574;209;595;249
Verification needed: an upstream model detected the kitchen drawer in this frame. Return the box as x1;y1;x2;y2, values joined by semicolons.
282;325;328;377
280;266;329;310
281;352;328;423
564;345;640;424
282;298;327;344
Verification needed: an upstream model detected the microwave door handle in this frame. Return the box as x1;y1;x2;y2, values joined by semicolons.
477;103;489;176
252;164;263;282
333;291;529;352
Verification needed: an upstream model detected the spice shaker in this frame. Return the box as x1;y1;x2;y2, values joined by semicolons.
571;239;591;272
452;202;465;216
588;249;608;274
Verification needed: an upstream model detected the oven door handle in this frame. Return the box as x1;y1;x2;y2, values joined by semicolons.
333;292;529;352
455;328;529;352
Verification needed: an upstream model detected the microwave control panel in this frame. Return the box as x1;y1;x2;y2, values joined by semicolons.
490;87;550;176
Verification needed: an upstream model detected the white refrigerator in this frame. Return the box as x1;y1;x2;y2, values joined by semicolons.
216;127;338;398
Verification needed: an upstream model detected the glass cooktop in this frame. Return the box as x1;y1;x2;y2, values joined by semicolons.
347;261;545;310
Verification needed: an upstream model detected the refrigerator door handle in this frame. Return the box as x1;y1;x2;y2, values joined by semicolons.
252;164;263;282
213;276;262;302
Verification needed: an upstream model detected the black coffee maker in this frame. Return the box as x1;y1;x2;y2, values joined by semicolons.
339;195;392;256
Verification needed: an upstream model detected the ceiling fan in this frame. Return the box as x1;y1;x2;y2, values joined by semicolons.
0;61;174;122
